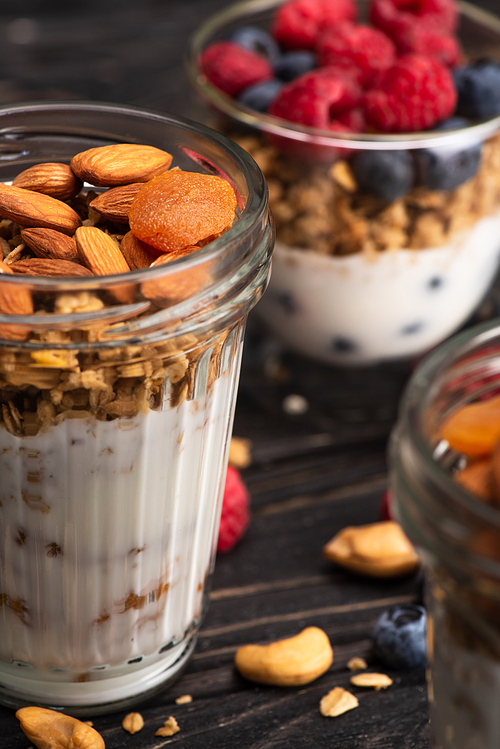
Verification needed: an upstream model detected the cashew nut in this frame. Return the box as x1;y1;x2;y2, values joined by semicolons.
323;520;419;578
234;626;333;686
16;707;105;749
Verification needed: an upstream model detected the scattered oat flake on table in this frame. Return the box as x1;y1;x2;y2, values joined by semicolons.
122;712;144;734
175;694;193;705
347;656;368;671
350;672;393;690
320;687;359;717
282;393;309;415
155;716;180;737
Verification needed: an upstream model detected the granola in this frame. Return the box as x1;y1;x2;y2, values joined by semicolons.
227;131;500;258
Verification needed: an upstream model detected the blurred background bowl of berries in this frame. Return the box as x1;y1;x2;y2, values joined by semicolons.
187;0;500;366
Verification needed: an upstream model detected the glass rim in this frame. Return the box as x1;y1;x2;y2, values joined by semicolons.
399;318;500;528
186;0;500;151
0;100;270;289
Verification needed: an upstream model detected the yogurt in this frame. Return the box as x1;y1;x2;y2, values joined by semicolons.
257;208;500;365
0;337;241;708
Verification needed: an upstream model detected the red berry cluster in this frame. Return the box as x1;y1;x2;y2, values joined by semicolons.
217;465;251;553
200;0;460;134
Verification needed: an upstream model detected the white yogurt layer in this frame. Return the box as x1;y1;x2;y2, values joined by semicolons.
257;208;500;365
0;363;237;705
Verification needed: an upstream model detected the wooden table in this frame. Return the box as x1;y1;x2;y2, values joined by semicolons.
0;0;498;746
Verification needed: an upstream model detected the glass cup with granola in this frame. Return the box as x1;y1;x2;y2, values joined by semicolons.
0;102;273;713
391;318;500;748
187;0;500;366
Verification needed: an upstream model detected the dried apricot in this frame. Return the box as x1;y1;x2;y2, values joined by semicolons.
455;458;495;502
129;170;237;252
441;394;500;456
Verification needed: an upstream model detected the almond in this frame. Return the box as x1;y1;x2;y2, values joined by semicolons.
75;226;130;275
70;144;172;187
75;226;132;303
0;183;81;235
13;162;82;200
120;231;160;270
140;246;207;307
10;258;93;277
90;183;144;223
0;258;33;340
21;227;79;262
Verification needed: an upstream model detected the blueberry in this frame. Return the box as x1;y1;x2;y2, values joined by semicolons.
238;79;284;113
400;322;424;335
227;26;281;66
453;59;500;120
372;604;427;670
351;150;414;202
414;117;481;190
428;276;444;290
275;291;300;315
274;51;317;82
332;336;357;353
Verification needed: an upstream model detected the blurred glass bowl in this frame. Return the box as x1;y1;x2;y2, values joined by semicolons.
187;0;500;366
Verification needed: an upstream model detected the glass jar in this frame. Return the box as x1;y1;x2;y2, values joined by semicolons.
391;319;500;748
0;102;273;713
187;0;500;366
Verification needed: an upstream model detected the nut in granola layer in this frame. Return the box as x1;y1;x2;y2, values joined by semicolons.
122;712;144;734
21;227;79;262
0;182;81;235
234;626;333;686
16;706;105;749
323;521;419;578
155;716;180;737
89;182;144;223
350;672;393;690
13;162;83;201
319;687;359;717
70;143;173;187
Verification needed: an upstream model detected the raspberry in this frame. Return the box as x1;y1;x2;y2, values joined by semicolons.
268;68;362;129
317;22;396;87
364;54;457;133
370;0;458;36
272;0;356;50
199;41;273;97
380;489;393;521
389;17;460;66
217;465;251;553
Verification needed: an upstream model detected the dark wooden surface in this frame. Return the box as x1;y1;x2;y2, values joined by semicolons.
0;0;498;746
